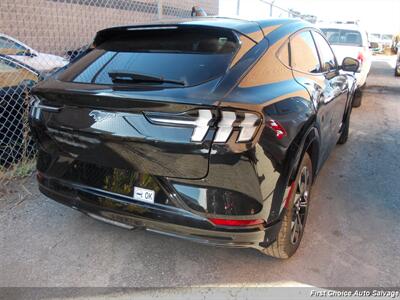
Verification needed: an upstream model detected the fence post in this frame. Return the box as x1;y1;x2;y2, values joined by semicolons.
157;0;163;19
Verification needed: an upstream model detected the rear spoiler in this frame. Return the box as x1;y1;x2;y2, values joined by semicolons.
92;21;265;47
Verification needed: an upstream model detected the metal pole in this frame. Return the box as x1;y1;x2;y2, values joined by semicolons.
236;0;240;16
270;0;275;17
157;0;163;19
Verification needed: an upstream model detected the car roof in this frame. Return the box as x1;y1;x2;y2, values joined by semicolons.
317;22;365;32
94;17;310;45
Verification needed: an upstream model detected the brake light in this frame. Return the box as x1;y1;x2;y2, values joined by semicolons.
357;51;365;63
214;111;236;142
208;218;264;227
238;113;260;142
146;109;261;143
146;109;213;142
214;111;261;143
266;120;287;140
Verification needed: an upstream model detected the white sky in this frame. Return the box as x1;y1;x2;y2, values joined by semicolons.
219;0;400;34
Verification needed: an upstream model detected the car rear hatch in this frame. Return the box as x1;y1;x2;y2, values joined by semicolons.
31;25;251;180
320;27;366;64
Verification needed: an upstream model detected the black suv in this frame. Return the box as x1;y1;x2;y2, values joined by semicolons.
29;18;359;258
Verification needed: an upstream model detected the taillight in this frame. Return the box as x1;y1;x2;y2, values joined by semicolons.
214;111;236;142
214;111;261;143
238;113;260;142
208;218;264;227
357;51;365;63
146;109;261;144
145;109;213;142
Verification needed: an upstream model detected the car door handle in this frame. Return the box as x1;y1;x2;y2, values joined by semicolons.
30;97;62;112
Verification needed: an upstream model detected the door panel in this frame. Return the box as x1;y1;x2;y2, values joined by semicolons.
312;31;349;152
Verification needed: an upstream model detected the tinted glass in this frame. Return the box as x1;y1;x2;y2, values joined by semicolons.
62;29;239;87
0;59;17;72
0;37;25;50
382;34;393;40
0;58;37;88
312;32;337;72
290;31;320;74
320;28;363;47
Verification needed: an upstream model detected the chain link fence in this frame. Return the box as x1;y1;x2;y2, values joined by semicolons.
0;0;311;182
0;0;218;182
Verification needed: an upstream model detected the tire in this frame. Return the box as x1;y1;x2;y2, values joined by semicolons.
337;106;352;145
352;89;362;108
395;68;400;77
262;153;313;259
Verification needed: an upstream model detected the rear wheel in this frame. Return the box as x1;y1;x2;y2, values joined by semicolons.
262;153;312;259
352;89;362;107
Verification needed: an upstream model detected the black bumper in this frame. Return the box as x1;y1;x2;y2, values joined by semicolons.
38;176;282;250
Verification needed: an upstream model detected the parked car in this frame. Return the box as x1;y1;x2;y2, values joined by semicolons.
392;33;400;54
368;33;384;54
369;33;394;53
0;54;39;166
0;33;68;73
30;18;358;258
319;23;371;107
379;34;394;49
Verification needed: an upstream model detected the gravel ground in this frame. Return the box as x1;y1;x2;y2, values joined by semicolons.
0;56;399;290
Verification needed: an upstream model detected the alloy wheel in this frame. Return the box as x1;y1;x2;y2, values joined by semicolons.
290;166;310;245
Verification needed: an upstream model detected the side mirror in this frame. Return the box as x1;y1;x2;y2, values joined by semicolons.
341;57;360;73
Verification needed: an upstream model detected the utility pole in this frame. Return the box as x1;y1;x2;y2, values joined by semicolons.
157;0;163;19
236;0;240;16
270;0;276;17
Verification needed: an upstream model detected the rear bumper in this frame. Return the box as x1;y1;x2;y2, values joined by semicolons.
38;175;281;250
355;72;367;87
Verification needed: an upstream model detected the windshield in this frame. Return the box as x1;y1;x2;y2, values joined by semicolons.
382;34;393;40
320;28;363;47
59;28;239;87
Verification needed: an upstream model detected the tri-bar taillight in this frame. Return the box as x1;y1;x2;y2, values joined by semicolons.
146;109;261;144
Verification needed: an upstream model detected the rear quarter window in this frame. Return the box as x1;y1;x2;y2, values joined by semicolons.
290;31;320;74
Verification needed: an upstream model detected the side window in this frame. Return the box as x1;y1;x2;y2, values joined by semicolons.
290;31;320;74
0;37;25;50
312;31;337;72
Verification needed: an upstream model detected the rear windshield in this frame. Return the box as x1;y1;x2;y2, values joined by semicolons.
59;28;239;87
320;28;363;47
382;34;393;40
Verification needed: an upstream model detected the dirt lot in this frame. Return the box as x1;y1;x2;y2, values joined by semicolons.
0;56;399;288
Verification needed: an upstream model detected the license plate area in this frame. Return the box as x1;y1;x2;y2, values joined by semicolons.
133;186;155;204
60;160;175;207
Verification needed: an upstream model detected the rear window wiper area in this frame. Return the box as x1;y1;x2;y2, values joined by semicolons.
108;71;186;86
